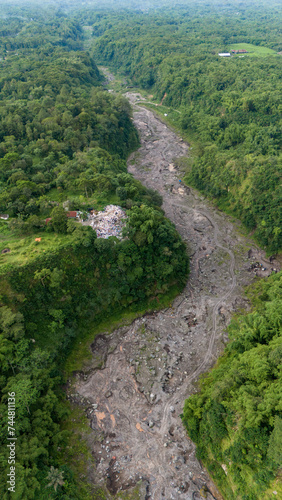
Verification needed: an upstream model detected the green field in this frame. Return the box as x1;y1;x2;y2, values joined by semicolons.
229;43;277;56
0;228;74;268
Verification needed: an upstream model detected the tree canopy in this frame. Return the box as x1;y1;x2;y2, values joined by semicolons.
92;3;282;252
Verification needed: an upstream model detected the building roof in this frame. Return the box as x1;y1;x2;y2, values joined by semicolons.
67;211;77;218
218;53;231;57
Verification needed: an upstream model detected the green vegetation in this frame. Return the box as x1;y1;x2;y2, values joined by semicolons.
229;43;277;57
182;271;282;499
0;231;73;267
0;1;281;498
84;1;282;497
92;2;282;253
0;5;189;499
0;212;188;497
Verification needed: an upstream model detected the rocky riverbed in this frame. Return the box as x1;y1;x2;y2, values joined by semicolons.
69;91;280;500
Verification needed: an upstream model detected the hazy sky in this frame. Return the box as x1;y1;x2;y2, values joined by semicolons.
0;0;281;13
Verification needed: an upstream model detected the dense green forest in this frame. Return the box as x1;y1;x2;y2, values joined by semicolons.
182;271;282;499
0;5;189;499
0;1;281;499
91;2;282;253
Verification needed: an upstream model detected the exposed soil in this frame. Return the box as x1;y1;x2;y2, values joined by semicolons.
69;90;280;499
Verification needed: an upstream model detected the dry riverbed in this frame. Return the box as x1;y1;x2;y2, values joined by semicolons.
68;92;280;500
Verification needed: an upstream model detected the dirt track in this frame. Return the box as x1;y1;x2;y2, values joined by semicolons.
70;92;280;499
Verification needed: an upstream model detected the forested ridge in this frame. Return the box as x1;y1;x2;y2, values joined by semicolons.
0;5;189;499
92;2;282;253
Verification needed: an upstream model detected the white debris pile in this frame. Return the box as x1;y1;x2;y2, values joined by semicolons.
90;205;127;239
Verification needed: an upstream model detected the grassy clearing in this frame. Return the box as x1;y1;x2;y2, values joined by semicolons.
228;43;277;56
0;228;74;268
140;102;182;126
45;187;79;202
0;191;123;269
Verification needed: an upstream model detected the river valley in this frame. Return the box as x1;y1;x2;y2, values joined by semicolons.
70;89;280;500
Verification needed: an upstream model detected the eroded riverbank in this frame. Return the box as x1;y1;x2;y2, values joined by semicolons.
69;92;280;500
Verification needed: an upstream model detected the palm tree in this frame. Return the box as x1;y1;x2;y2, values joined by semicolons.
46;466;65;492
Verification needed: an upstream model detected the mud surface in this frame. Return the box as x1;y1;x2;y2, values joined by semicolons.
70;92;280;499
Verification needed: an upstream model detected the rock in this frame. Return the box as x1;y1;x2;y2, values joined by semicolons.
170;406;175;413
105;390;113;398
148;420;154;428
